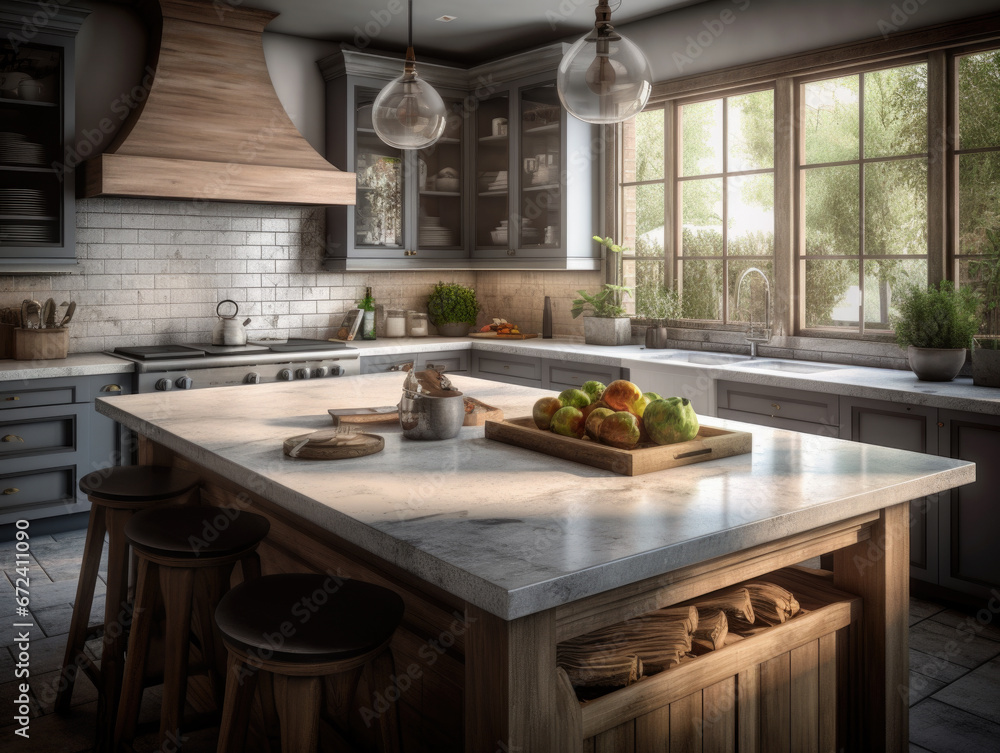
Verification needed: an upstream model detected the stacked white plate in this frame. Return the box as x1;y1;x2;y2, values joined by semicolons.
0;188;48;216
0;132;46;166
418;216;455;247
478;170;508;193
0;224;56;243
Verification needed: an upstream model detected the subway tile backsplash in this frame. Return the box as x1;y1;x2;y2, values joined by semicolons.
0;198;600;353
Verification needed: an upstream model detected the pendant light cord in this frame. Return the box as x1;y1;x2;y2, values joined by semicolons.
408;0;413;49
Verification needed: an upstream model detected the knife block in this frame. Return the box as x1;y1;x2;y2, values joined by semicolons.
14;327;69;360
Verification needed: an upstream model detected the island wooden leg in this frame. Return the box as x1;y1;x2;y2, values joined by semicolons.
464;605;560;753
832;501;909;753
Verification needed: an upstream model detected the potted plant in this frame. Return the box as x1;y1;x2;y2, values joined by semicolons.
357;287;376;340
969;228;1000;387
571;236;634;346
427;281;479;337
893;281;980;382
639;285;681;349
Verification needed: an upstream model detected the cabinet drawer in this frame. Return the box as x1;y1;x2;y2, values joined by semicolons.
543;360;622;391
0;465;76;514
473;352;542;386
0;414;76;458
419;350;469;374
361;354;418;375
718;381;838;427
0;384;78;409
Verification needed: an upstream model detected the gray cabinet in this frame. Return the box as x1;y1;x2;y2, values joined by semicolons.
839;396;939;584
470;350;542;387
0;372;131;528
542;359;622;391
0;1;88;270
319;43;599;272
716;381;839;436
937;409;1000;599
360;350;469;376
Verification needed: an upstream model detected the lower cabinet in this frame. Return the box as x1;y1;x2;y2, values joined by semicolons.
542;358;622;391
838;396;939;584
937;409;1000;600
716;381;840;436
469;351;623;390
361;350;469;376
0;373;131;528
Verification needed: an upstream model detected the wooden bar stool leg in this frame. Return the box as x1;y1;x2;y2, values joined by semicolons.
97;506;134;753
239;551;261;582
364;649;403;753
193;566;232;710
217;652;259;753
159;566;196;752
55;501;107;714
273;674;323;753
114;557;159;750
324;666;364;733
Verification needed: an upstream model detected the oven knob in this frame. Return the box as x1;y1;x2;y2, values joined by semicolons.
244;372;261;385
155;378;173;391
331;365;341;376
278;369;294;381
295;368;311;380
176;376;193;390
313;367;329;378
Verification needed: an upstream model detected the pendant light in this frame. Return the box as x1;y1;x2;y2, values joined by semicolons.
557;0;653;124
371;0;447;149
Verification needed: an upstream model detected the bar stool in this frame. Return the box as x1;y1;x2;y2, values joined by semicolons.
113;504;270;753
214;573;405;753
56;467;201;746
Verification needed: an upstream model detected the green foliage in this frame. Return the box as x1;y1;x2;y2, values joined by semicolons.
892;281;981;350
967;227;1000;337
571;285;632;319
357;290;375;312
426;282;479;326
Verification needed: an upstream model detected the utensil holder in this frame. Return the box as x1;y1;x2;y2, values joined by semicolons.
14;327;69;360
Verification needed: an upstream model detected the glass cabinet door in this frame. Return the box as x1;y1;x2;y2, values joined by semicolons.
0;39;63;255
518;83;562;251
354;87;404;250
475;93;510;251
417;97;464;252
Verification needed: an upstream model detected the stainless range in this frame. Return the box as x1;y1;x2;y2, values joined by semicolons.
109;339;360;393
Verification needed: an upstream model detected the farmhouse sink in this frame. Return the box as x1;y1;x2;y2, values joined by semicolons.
657;353;753;366
740;360;847;374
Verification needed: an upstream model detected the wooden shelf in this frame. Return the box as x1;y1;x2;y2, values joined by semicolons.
478;190;507;197
425;136;460;145
0;215;58;221
420;190;461;197
523;183;560;192
0;97;58;108
0;164;55;173
523;122;559;135
478;134;508;143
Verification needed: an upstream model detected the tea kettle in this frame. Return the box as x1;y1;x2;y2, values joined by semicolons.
212;299;250;346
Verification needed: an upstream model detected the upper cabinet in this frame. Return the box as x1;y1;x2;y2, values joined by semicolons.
320;44;600;272
0;1;88;272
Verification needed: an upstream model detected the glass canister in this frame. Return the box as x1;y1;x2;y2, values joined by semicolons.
385;308;407;338
407;311;429;337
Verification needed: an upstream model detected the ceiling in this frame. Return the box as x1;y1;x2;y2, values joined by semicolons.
241;0;711;63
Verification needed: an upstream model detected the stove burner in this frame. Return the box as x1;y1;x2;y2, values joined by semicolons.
113;345;206;360
113;339;349;360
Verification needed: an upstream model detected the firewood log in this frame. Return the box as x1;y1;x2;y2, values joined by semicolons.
691;608;729;653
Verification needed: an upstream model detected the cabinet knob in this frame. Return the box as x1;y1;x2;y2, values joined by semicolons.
507;249;516;256
771;403;781;411
938;422;944;427
2;435;24;443
100;384;122;392
4;396;19;401
2;488;18;495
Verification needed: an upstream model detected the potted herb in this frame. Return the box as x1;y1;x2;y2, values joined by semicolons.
639;285;681;349
969;228;1000;387
571;237;634;346
357;287;376;340
893;281;980;382
427;281;479;337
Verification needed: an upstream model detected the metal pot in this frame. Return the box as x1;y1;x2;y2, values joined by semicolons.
399;390;465;440
212;299;250;346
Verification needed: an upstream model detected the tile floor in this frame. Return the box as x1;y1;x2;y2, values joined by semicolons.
1;528;999;751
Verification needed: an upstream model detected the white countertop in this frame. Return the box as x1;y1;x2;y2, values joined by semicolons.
0;352;134;381
97;373;974;620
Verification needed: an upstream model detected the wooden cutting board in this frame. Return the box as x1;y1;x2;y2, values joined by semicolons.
330;398;503;427
283;429;384;459
469;332;539;339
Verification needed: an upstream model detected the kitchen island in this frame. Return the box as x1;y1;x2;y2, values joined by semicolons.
97;373;975;753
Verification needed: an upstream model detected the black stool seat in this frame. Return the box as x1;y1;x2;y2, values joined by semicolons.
80;466;201;502
215;574;404;664
125;505;270;559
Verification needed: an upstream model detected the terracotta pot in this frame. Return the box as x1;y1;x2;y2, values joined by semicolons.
906;346;967;382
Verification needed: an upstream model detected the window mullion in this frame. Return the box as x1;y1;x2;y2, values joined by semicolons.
927;50;948;286
722;97;729;324
859;73;867;337
774;77;795;338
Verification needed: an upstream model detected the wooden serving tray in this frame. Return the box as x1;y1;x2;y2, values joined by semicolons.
469;332;539;340
485;417;751;476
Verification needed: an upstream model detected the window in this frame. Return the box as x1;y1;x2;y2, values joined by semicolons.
799;63;928;333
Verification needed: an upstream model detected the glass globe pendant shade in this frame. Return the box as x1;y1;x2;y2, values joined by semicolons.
372;54;448;149
557;23;652;124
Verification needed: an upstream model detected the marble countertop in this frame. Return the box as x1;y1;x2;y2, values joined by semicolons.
97;373;974;620
0;352;134;381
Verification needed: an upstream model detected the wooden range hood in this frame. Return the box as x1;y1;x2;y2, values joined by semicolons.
81;0;355;206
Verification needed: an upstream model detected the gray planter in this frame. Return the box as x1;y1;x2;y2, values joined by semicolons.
973;347;1000;387
907;346;967;382
435;321;471;337
584;316;631;346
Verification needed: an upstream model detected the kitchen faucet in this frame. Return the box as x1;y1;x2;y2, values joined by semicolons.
735;267;771;358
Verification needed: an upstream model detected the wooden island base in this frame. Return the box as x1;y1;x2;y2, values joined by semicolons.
142;437;908;753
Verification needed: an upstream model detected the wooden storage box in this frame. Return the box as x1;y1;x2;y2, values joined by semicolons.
558;567;861;752
485;417;751;476
14;328;69;361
